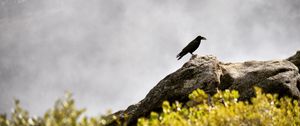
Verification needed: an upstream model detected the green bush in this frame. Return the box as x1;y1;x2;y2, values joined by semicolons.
1;88;299;126
138;88;300;126
0;93;107;126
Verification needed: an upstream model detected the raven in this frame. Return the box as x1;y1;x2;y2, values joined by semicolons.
176;36;206;60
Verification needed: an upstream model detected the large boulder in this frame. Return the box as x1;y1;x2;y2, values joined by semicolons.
220;60;300;100
107;51;300;125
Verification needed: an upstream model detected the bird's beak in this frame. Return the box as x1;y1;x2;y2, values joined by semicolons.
202;37;207;40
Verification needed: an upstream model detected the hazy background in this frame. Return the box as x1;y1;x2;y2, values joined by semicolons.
1;0;300;116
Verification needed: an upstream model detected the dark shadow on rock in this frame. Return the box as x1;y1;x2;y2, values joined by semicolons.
287;50;300;72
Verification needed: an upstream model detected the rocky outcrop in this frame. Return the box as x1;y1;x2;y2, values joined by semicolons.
287;50;300;71
107;50;300;125
220;60;300;101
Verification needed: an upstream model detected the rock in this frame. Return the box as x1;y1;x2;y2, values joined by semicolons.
220;60;300;100
107;51;300;125
287;50;300;71
107;55;222;125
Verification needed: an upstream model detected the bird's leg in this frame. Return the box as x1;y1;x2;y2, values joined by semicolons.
190;52;196;56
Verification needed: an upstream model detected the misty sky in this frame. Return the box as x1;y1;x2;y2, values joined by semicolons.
0;0;300;116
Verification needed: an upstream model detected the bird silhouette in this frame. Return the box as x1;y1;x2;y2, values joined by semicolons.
176;36;206;60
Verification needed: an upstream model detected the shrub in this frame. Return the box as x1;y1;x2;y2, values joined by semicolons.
0;93;107;126
1;88;299;126
138;88;300;126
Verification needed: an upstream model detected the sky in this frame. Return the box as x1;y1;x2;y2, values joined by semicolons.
0;0;300;116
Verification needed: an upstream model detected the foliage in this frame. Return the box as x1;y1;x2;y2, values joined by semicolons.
1;88;300;126
0;93;108;126
138;88;300;126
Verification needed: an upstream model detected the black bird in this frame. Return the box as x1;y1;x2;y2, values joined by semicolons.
176;36;206;60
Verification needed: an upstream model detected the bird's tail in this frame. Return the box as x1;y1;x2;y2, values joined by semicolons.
176;52;184;60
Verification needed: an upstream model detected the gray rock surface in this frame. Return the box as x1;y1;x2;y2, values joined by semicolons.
220;60;300;100
107;50;300;125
